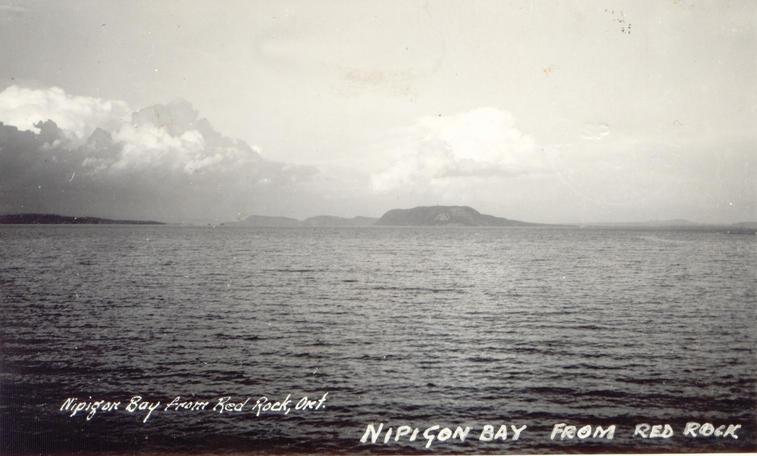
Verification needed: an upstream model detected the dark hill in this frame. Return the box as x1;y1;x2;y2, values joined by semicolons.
376;206;536;226
0;213;163;224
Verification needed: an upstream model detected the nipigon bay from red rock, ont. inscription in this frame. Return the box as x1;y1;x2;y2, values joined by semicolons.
56;394;745;450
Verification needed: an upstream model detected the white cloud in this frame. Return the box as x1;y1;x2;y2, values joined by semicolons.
108;123;206;173
579;122;611;141
371;107;547;193
0;85;130;139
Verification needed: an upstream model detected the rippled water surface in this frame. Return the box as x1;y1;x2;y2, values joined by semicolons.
1;226;755;453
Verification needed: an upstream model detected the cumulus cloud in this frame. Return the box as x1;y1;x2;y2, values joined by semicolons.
579;122;611;141
0;85;130;139
0;85;316;221
371;107;548;194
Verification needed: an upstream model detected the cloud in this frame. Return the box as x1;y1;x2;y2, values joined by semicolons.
0;86;130;139
0;85;316;221
579;122;611;141
371;108;548;194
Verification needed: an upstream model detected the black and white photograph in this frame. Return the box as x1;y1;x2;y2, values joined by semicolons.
0;0;755;454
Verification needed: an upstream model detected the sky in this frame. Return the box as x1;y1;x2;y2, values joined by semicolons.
0;0;754;223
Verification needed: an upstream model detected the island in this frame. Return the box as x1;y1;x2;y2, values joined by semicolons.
189;207;757;233
375;206;537;227
223;215;378;227
224;206;533;227
0;214;164;225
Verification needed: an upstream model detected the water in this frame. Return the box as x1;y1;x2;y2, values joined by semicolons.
1;225;755;453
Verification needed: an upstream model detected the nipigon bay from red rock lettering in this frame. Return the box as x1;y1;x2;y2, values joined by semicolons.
59;393;328;423
56;394;745;450
360;422;742;449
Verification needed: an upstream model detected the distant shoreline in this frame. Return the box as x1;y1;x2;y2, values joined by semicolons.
1;211;754;234
0;214;164;225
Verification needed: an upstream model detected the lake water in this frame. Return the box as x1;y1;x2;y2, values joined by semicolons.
1;225;755;453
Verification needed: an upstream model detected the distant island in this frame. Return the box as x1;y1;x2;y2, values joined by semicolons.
224;207;755;232
375;206;537;226
224;215;378;227
0;213;164;225
3;210;753;233
225;206;536;227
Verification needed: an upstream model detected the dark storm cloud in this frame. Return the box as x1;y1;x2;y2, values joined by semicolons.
0;86;317;222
